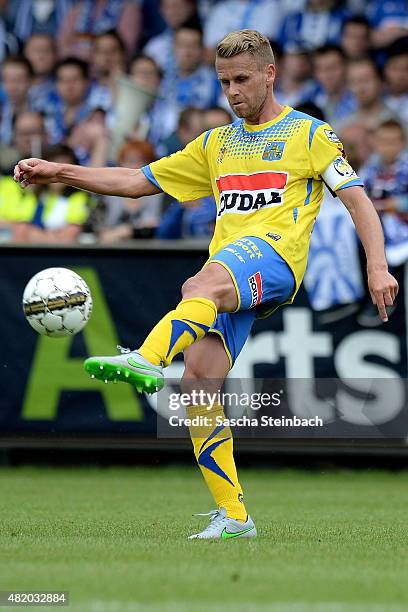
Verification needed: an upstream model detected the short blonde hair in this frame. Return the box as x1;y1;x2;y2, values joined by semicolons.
216;30;275;67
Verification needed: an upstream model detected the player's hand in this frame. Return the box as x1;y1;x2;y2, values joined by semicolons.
14;158;60;188
367;267;399;322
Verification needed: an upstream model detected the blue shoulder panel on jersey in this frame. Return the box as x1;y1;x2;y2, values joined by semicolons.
283;109;325;149
336;178;364;190
203;129;212;149
141;164;162;191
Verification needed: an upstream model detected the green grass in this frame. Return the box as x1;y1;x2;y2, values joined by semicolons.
1;466;408;611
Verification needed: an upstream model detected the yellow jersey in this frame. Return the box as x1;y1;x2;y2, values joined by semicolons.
143;106;362;298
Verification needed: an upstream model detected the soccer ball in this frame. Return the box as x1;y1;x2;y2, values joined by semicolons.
22;268;92;337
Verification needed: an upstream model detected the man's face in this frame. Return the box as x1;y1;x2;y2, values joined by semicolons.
131;58;161;93
339;123;372;169
281;52;311;81
161;0;195;29
93;35;124;77
14;113;45;156
175;29;202;74
341;23;371;59
216;53;274;121
3;63;31;105
314;51;345;94
375;126;406;165
56;65;88;105
347;62;382;107
308;0;334;10
384;54;408;95
204;108;231;129
179;111;203;145
24;34;56;77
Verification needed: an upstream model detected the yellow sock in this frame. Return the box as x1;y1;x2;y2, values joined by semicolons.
139;297;217;367
187;403;247;522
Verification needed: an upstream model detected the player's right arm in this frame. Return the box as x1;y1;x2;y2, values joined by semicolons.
14;158;160;198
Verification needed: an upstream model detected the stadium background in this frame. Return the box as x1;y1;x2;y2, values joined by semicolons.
1;1;408;611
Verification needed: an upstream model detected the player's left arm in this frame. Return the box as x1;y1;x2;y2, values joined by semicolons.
310;123;399;322
337;185;399;322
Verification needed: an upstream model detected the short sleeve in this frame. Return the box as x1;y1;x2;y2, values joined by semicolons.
310;123;363;191
142;132;213;202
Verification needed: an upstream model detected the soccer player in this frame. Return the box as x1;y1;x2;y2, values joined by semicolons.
14;30;398;540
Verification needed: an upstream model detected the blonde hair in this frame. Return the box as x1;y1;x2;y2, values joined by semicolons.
216;30;275;67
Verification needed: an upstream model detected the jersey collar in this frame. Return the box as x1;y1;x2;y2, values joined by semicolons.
243;106;292;132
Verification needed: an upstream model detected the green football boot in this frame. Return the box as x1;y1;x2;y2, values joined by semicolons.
84;345;164;393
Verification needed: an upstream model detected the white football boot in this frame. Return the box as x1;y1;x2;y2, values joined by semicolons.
188;507;257;540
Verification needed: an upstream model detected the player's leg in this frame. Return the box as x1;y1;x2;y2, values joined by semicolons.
84;262;237;391
183;327;257;540
138;261;238;366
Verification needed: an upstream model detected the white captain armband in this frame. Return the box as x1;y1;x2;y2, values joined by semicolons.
321;155;363;192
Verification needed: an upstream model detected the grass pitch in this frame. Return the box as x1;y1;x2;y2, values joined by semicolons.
1;465;408;611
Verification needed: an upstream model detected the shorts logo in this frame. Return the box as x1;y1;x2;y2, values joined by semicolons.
248;271;263;308
266;232;281;241
262;141;286;161
333;156;355;178
325;129;341;144
216;171;288;218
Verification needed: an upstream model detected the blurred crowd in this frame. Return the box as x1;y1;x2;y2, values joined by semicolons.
0;0;407;323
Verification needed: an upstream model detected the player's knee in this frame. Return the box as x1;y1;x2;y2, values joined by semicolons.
181;362;226;398
181;275;220;307
183;358;207;380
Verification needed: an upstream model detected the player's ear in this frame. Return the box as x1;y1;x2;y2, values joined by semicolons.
265;63;276;86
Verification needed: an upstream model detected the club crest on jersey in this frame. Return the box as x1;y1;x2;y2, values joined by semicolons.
248;272;263;307
216;171;288;218
262;141;286;161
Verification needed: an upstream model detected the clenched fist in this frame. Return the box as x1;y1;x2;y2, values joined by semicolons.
14;158;60;188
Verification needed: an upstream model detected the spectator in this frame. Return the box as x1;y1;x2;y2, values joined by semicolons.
338;122;372;172
159;106;203;157
279;0;349;51
358;119;408;325
0;1;18;63
7;0;71;45
313;44;356;129
68;108;109;168
99;139;162;242
0;110;48;174
143;0;198;70
203;106;232;130
361;120;408;236
161;20;220;135
24;33;57;111
340;15;372;60
275;45;318;107
204;0;284;63
369;0;408;48
155;106;216;239
383;43;408;128
0;55;34;145
129;53;173;152
156;195;216;239
140;0;166;47
41;57;111;165
345;57;393;132
1;144;92;244
91;30;127;97
59;0;141;61
295;101;325;121
130;53;163;94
